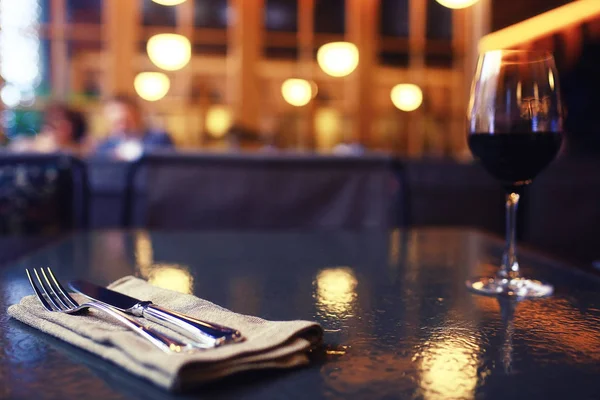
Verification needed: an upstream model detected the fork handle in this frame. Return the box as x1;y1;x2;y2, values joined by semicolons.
86;302;191;353
139;304;243;347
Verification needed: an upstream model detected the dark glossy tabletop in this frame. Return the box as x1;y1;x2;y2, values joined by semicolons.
1;228;599;400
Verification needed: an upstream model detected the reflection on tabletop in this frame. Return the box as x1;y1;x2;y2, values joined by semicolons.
1;229;599;399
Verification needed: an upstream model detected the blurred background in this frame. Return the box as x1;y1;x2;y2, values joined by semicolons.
1;0;600;268
0;0;592;156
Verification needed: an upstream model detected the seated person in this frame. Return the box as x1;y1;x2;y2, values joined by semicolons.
94;95;174;159
10;103;88;154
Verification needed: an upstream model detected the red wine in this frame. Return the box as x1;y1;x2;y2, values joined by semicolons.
468;132;562;192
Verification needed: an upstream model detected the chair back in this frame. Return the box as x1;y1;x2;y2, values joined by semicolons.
0;152;88;235
124;152;400;230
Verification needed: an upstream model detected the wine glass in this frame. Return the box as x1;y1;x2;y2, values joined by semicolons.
467;50;563;298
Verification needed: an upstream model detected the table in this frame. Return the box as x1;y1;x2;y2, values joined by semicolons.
1;228;599;399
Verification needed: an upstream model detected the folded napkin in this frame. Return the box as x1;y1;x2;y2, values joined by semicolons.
8;276;323;392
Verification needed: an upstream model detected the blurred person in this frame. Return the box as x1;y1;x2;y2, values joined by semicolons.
94;95;174;160
332;115;365;155
332;142;365;155
225;124;263;151
10;103;88;154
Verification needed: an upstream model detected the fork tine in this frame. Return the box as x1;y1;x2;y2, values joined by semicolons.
33;268;62;311
45;267;78;308
40;268;70;310
26;269;54;311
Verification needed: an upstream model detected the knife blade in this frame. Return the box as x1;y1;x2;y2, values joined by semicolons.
69;280;243;347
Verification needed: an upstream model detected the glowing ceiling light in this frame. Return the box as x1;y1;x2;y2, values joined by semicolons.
134;72;170;101
152;0;187;5
206;105;232;138
147;33;191;71
281;78;313;107
317;42;359;78
435;0;480;9
391;84;423;112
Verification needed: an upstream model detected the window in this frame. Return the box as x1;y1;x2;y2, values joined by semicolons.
314;0;345;34
380;0;409;37
380;52;409;67
265;0;297;32
68;40;103;97
66;0;102;24
142;0;176;27
426;0;452;40
194;0;229;29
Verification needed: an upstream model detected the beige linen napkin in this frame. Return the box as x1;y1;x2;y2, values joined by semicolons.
7;276;323;392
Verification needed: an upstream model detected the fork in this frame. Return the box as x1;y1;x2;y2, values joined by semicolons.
26;267;206;354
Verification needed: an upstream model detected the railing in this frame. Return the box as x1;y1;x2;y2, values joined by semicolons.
479;0;600;70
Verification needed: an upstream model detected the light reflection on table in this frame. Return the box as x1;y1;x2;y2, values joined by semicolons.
1;228;599;399
314;267;358;321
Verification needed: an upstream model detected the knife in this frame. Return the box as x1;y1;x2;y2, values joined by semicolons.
69;280;243;347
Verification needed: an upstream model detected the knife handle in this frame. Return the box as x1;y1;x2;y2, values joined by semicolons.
140;304;243;346
85;301;198;354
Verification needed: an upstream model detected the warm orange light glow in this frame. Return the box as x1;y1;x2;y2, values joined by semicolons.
315;107;341;151
152;0;186;5
206;105;232;138
317;42;359;78
548;70;555;91
281;78;313;107
315;267;358;317
435;0;479;9
391;84;423;112
148;264;193;294
479;0;600;52
147;33;191;71
134;72;170;101
418;336;480;400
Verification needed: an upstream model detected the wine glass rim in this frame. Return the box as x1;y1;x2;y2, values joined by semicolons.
481;49;554;63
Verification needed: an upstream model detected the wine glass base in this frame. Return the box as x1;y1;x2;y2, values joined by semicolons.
466;277;553;298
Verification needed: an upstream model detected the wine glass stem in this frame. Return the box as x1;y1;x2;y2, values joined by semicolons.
500;192;520;280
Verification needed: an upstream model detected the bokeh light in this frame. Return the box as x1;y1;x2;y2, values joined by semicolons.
315;107;341;151
115;140;144;161
147;33;191;71
281;78;313;107
0;85;22;108
152;0;187;5
134;72;170;101
315;267;358;318
0;34;41;87
148;264;193;294
435;0;480;9
418;335;481;400
206;105;232;138
317;42;359;78
391;84;423;112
